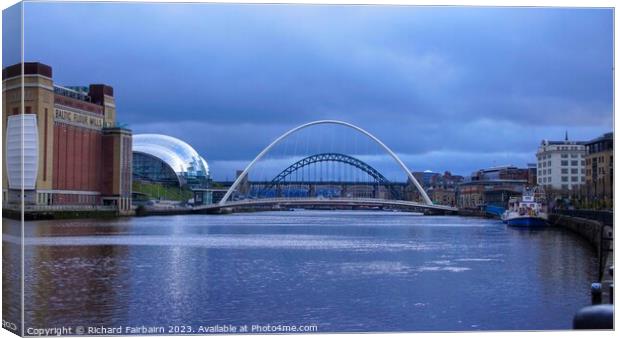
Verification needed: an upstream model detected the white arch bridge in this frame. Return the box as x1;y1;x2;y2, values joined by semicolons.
196;120;458;214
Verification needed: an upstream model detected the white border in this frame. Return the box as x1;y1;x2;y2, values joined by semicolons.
0;2;615;338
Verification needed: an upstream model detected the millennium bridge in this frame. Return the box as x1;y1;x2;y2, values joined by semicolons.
198;120;457;214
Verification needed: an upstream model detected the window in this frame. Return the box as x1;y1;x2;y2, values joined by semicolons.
561;161;568;166
538;178;542;183
571;154;577;158
561;154;568;158
571;168;578;174
571;176;578;182
581;160;586;166
561;168;568;174
548;169;551;175
571;160;578;166
562;184;569;189
562;176;568;182
548;161;551;166
543;169;547;175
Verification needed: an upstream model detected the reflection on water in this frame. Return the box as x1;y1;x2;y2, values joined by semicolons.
3;211;597;332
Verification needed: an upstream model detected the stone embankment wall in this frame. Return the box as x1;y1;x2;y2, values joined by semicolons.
548;214;609;252
549;213;613;299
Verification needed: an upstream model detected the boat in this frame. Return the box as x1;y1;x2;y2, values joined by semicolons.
501;192;548;227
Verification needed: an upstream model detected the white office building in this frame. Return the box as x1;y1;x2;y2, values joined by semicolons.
536;136;587;190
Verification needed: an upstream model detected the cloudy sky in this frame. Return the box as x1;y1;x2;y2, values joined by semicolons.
7;3;613;180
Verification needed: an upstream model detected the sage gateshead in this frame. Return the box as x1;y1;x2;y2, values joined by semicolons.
132;134;210;188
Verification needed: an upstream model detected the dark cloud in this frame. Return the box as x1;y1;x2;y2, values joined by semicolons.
20;3;613;179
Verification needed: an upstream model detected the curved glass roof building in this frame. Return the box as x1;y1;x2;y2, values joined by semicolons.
132;134;209;187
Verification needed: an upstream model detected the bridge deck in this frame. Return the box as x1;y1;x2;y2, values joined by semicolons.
194;198;458;212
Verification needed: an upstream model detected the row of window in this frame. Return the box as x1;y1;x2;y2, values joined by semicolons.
537;168;584;176
539;161;551;167
560;153;582;159
539;160;586;168
585;155;613;165
538;176;585;183
587;167;608;175
537;148;585;160
559;160;585;166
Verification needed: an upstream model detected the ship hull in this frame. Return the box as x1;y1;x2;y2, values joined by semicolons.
507;216;548;227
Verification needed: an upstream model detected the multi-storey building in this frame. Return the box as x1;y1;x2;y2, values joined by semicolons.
2;62;132;212
584;132;613;204
457;165;532;209
426;171;463;206
536;136;586;191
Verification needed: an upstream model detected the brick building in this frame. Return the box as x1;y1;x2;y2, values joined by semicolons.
2;62;132;212
584;132;613;205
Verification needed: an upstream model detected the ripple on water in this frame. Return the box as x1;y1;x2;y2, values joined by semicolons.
7;234;456;253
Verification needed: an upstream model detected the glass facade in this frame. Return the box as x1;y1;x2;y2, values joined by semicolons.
132;134;209;187
133;152;181;186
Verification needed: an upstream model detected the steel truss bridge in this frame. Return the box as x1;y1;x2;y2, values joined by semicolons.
255;152;403;199
201;120;458;213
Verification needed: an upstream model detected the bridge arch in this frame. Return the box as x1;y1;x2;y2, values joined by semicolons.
261;152;402;199
219;120;432;205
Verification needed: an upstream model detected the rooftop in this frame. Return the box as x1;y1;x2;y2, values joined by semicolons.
585;132;613;145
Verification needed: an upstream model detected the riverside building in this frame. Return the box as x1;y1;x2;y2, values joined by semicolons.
2;62;132;212
584;132;613;204
132;133;210;188
536;134;586;191
456;165;531;209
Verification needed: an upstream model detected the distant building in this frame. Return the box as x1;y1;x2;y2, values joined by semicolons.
430;188;457;207
132;134;209;188
584;132;613;204
536;134;586;191
429;171;464;190
426;171;463;206
412;170;439;189
457;165;532;209
470;165;532;182
2;62;132;212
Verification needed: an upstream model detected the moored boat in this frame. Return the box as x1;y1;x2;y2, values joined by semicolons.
501;192;548;227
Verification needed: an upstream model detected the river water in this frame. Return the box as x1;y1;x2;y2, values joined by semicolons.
3;211;597;333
